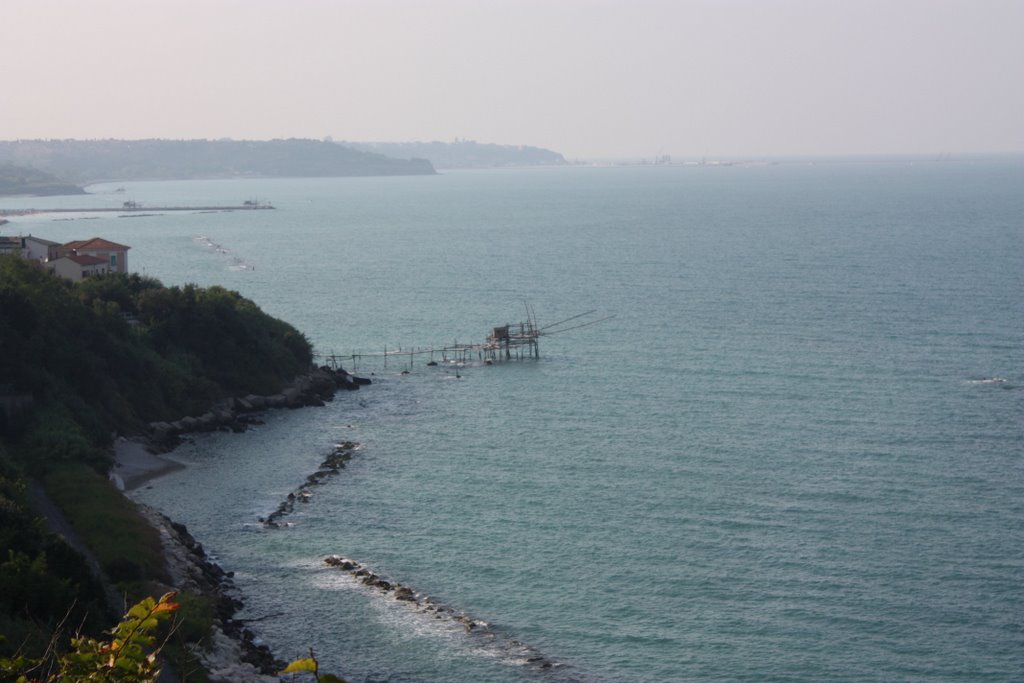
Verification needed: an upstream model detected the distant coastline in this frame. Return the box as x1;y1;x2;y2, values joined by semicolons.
0;138;437;197
341;139;567;169
0;162;86;198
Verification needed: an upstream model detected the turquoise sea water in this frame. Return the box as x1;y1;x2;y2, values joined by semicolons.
4;161;1022;681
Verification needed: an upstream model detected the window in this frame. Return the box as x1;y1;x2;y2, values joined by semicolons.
110;254;117;267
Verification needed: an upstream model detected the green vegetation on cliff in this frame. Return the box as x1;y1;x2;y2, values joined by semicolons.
0;254;314;663
0;255;312;446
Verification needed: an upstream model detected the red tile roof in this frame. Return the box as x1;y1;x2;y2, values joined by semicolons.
63;237;130;251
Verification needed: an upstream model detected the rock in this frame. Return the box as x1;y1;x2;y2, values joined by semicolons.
243;395;266;409
325;557;358;571
150;421;174;435
213;397;236;412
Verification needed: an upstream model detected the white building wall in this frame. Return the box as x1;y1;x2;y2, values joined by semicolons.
23;237;59;261
50;257;85;281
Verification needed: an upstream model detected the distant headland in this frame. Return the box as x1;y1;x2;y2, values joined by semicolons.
339;139;567;169
0;162;86;197
0;138;437;197
0;138;573;198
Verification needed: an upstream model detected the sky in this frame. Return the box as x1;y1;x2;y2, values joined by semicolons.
2;0;1022;159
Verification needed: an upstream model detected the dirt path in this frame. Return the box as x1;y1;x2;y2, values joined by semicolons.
26;480;125;611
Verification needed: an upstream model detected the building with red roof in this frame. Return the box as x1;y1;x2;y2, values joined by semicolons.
49;253;111;281
59;237;130;274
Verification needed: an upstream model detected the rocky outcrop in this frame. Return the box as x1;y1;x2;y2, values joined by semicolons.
147;367;370;450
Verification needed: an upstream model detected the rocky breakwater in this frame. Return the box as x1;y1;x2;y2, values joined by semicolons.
146;366;370;449
137;505;283;682
323;555;562;674
261;441;360;527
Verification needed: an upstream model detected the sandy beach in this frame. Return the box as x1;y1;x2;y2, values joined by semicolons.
111;437;185;491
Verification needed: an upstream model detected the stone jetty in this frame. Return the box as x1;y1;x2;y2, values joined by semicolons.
260;441;360;527
323;555;561;673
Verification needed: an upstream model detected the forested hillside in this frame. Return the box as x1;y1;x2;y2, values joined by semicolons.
0;254;314;661
0;255;312;447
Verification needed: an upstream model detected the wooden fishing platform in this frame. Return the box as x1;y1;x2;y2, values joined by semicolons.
319;308;614;372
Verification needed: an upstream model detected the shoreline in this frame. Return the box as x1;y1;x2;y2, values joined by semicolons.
109;366;372;681
111;366;370;490
111;437;186;491
136;504;283;681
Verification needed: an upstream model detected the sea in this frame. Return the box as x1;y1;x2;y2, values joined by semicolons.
3;159;1022;682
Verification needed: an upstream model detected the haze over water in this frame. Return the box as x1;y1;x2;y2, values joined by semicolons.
4;1;1023;159
5;160;1021;681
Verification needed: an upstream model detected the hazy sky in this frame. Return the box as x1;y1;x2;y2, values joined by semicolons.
3;0;1022;158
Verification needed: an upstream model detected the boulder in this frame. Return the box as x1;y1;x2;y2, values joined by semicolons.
150;421;174;436
243;395;266;409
